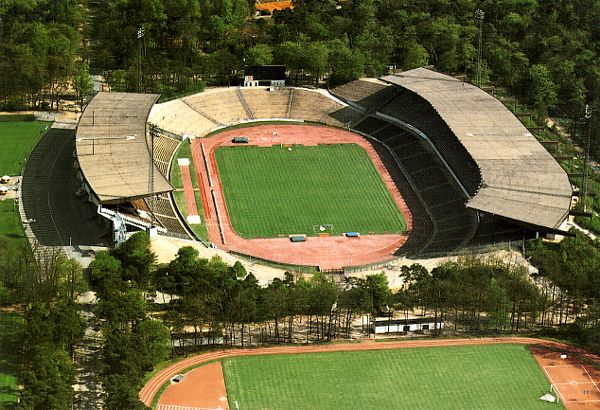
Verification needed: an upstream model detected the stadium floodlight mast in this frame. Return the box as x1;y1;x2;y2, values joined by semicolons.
581;104;592;210
137;26;145;92
475;9;485;87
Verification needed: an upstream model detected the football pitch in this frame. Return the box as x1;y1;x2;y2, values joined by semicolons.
223;344;557;410
0;119;50;175
215;144;406;238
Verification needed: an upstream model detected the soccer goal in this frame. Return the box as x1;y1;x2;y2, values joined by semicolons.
313;224;334;234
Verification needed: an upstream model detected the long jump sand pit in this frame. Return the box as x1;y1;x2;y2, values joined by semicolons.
191;124;412;270
157;361;228;410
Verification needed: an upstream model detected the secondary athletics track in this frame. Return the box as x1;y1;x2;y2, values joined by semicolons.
191;124;413;270
140;337;600;409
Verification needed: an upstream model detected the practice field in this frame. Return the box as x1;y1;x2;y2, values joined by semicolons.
215;144;406;238
0;119;49;175
223;344;558;410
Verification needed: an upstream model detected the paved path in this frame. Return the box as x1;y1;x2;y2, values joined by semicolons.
73;293;103;410
570;221;597;240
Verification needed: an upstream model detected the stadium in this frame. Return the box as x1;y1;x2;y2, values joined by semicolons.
27;67;569;272
23;68;572;271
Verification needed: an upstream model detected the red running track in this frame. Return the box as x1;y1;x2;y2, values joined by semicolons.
179;164;198;216
191;124;413;270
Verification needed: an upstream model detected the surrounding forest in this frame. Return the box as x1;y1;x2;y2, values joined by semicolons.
0;0;599;118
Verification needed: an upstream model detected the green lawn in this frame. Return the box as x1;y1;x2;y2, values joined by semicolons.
223;344;558;410
0;312;22;403
0;120;50;175
170;140;209;242
0;200;26;248
215;144;406;238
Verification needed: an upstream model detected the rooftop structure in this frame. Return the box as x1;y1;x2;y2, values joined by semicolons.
76;92;172;204
381;68;572;231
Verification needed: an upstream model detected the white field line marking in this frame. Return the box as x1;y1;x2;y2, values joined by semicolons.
582;365;600;393
543;366;567;404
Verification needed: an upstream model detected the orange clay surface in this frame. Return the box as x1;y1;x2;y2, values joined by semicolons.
191;124;412;270
156;361;228;410
141;337;600;408
531;346;600;409
179;163;199;217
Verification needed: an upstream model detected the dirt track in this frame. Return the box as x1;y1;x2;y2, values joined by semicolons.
191;124;413;270
157;361;228;410
139;337;600;408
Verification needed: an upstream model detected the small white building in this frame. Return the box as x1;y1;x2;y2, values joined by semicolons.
372;317;444;334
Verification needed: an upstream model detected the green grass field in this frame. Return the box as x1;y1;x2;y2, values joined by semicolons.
0;120;50;175
170;140;209;241
215;144;406;238
0;200;26;248
223;344;558;410
0;312;22;403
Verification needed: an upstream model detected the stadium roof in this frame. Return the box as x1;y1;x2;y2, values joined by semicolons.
381;68;572;230
76;92;172;204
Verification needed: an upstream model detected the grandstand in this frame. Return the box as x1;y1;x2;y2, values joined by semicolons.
353;117;477;254
72;69;571;260
288;89;346;125
147;132;181;177
149;87;362;139
332;79;400;113
381;68;572;232
239;87;291;119
182;88;249;126
143;196;190;238
332;68;572;256
380;89;481;196
148;99;216;139
22;127;109;247
74;92;194;244
76;92;172;204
